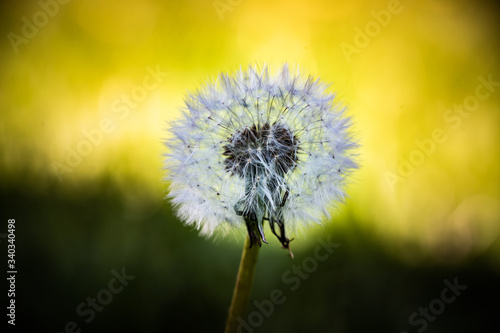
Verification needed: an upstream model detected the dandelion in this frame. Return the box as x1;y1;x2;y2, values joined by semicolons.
163;64;358;332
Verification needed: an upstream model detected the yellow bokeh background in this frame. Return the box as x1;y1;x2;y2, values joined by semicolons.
1;0;500;266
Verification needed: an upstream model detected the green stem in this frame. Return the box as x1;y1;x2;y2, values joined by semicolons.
224;235;260;333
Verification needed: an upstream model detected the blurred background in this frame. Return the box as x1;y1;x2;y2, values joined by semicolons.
1;0;499;332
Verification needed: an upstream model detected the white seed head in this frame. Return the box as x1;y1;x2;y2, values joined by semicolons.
163;64;358;243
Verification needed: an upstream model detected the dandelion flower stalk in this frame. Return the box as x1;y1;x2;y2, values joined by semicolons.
164;64;358;332
224;235;259;333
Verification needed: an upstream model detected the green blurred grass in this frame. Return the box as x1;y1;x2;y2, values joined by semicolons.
2;171;499;332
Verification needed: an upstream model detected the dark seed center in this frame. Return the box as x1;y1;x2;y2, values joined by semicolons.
222;122;299;178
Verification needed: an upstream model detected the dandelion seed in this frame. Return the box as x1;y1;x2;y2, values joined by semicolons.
164;64;358;253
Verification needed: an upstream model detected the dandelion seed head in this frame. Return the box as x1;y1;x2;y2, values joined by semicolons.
164;64;358;248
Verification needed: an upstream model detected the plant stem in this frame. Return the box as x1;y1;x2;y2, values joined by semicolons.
224;235;260;333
